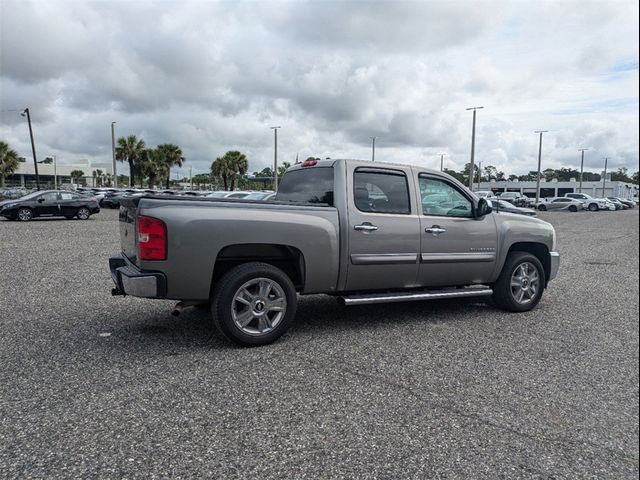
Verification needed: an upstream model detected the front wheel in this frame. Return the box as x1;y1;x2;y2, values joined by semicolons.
211;262;298;347
17;208;33;221
492;252;545;312
588;203;598;212
538;204;547;211
569;205;577;212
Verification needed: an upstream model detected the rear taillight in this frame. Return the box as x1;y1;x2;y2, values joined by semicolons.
137;215;167;260
302;159;318;167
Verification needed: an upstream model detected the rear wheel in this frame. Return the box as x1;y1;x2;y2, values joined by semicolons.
17;208;33;222
211;262;298;347
538;204;547;211
569;205;577;212
77;207;91;220
588;203;598;212
492;252;545;312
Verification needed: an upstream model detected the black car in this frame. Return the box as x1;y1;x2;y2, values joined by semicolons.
101;190;138;208
0;190;100;221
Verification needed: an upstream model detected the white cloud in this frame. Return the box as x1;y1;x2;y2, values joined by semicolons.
0;0;637;178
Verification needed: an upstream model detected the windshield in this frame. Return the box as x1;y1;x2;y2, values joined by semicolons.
276;167;334;206
14;191;46;201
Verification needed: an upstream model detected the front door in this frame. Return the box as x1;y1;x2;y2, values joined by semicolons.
416;173;498;287
35;192;60;216
345;166;420;291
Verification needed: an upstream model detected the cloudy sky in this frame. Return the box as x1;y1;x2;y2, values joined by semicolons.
1;0;638;178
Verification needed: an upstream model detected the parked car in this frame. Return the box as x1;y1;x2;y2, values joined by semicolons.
537;197;584;212
110;158;560;347
498;192;528;207
242;191;276;201
564;193;611;211
607;197;632;209
0;190;100;221
604;198;625;210
490;199;537;216
475;191;495;199
206;191;252;199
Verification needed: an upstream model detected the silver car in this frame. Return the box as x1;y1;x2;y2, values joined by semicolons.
537;197;584;212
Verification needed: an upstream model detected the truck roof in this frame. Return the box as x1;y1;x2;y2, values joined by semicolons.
286;158;443;176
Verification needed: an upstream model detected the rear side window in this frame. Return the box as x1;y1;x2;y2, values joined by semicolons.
354;169;410;214
276;167;334;206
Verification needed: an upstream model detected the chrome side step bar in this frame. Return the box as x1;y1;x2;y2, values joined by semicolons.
338;286;493;306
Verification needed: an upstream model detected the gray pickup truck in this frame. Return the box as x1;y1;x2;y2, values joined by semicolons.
110;158;559;346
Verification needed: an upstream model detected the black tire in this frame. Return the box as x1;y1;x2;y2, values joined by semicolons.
568;205;577;212
492;252;546;312
211;262;298;347
588;203;598;212
538;204;547;211
77;207;91;220
17;207;33;222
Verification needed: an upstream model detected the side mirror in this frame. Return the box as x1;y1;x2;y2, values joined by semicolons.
37;198;45;203
475;198;492;218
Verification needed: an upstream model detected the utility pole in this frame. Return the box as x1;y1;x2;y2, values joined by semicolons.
439;153;446;172
578;148;587;193
53;155;57;189
189;165;193;190
466;106;484;190
534;130;548;205
270;126;281;190
477;161;482;191
370;136;376;161
111;122;117;188
21;108;40;190
602;157;608;197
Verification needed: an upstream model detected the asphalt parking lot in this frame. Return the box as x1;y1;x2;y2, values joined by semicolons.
1;208;638;479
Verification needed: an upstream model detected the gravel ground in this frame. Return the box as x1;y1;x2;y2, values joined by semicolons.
1;208;638;479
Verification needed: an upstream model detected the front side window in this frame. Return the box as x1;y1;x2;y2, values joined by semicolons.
419;176;473;218
38;192;59;202
353;169;410;214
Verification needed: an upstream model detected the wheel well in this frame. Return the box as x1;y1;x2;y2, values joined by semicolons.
210;244;305;294
508;242;550;286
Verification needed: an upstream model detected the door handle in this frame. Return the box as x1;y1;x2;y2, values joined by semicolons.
425;226;446;235
354;223;378;232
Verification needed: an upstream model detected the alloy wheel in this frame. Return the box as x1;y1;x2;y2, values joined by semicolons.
509;262;540;305
231;278;287;336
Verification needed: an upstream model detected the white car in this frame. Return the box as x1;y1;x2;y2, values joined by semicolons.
475;191;495;199
564;193;613;211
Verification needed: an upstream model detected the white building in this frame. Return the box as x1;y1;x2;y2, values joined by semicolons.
476;179;638;200
7;159;115;188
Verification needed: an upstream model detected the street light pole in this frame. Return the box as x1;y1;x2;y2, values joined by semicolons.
466;106;484;190
602;157;608;197
270;126;281;190
21;108;40;191
189;165;193;190
53;155;57;189
578;148;587;193
111;122;117;188
440;153;444;171
534;130;548;205
370;136;376;161
477;161;482;190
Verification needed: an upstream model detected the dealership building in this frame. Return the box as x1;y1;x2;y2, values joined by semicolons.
6;159;115;188
476;178;638;200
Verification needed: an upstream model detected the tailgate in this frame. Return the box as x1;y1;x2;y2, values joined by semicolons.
118;196;141;264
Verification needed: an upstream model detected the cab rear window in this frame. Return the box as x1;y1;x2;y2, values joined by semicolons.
275;167;334;206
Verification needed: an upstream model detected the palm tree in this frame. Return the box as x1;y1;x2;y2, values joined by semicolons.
92;169;104;187
70;169;85;186
115;135;146;187
223;150;248;191
139;148;165;188
156;144;184;188
0;141;20;187
211;156;232;190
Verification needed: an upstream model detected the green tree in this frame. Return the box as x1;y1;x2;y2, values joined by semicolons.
156;144;184;188
211;156;233;190
277;161;291;178
224;151;248;191
115;135;146;187
70;169;85;185
443;168;465;184
0;141;20;187
632;171;639;184
611;167;633;183
138;148;164;188
92;169;104;187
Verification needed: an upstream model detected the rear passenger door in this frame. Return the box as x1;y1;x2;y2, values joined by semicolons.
59;192;82;216
345;166;420;291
